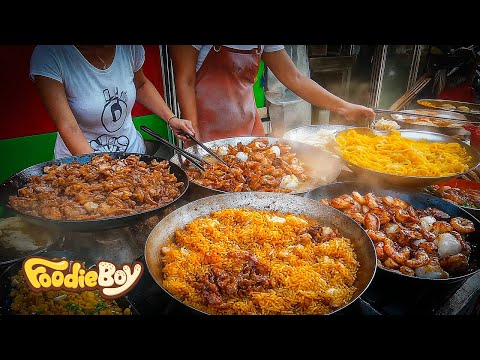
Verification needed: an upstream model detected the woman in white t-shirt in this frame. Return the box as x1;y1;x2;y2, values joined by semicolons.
169;45;376;147
30;45;195;159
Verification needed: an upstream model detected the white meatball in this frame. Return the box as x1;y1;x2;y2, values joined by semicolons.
217;145;229;156
268;145;281;157
437;233;462;259
235;151;248;162
419;216;436;232
279;174;299;190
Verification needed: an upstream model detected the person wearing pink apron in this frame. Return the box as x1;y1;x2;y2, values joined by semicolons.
170;45;376;147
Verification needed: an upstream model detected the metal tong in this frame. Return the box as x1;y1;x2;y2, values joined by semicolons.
140;126;205;172
179;132;228;166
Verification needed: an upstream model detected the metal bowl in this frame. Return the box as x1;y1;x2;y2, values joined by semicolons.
304;181;480;284
145;192;377;315
283;124;354;143
170;136;343;195
335;127;480;188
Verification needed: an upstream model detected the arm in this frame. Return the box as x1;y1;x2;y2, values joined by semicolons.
169;45;200;141
262;49;376;122
133;67;195;141
34;76;93;155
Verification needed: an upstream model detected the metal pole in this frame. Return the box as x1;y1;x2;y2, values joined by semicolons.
368;45;388;111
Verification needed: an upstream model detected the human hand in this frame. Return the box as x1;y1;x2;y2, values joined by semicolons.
341;103;376;123
168;117;195;141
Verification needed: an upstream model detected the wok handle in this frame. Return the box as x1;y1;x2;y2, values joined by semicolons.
140;126;205;172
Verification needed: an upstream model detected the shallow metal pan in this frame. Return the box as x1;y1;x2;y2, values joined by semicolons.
335;128;480;188
304;181;480;284
145;192;377;315
0;152;189;232
170;136;343;195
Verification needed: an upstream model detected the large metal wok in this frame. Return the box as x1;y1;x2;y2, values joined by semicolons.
0;152;189;232
335;127;480;188
304;181;480;284
170;136;343;195
145;192;377;315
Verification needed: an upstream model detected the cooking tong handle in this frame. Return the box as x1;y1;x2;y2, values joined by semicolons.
140;126;205;172
179;132;228;166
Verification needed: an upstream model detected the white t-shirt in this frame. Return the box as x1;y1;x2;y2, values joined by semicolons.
192;45;284;72
30;45;146;159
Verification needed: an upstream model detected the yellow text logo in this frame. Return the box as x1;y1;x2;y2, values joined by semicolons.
22;257;143;299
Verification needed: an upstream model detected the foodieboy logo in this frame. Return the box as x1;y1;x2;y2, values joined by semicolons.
22;257;143;299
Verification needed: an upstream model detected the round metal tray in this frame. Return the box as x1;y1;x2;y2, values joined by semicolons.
373;109;471;138
335;127;480;188
417;99;480;119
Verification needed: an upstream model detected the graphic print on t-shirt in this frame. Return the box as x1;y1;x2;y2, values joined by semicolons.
90;134;130;152
102;87;128;133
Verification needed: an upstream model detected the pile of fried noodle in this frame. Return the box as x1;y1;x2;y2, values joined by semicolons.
336;130;472;177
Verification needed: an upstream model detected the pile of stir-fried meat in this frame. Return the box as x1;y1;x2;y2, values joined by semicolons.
186;138;312;192
9;154;183;220
322;192;476;278
425;185;480;209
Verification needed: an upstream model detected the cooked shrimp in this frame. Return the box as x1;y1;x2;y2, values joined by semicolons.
404;250;430;268
431;221;453;235
320;199;330;206
382;196;395;207
419;228;437;242
393;197;410;209
396;229;422;247
399;265;415;276
352;191;366;205
450;217;475;234
412;239;438;255
383;239;411;264
394;208;419;223
424;207;450;221
343;209;365;224
439;253;469;274
383;223;400;237
364;213;380;231
383;196;409;209
365;193;379;209
383;257;400;269
330;195;355;210
366;230;390;244
369;208;391;225
375;242;387;260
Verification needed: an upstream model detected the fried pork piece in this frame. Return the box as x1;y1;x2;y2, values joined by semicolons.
9;154;183;220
